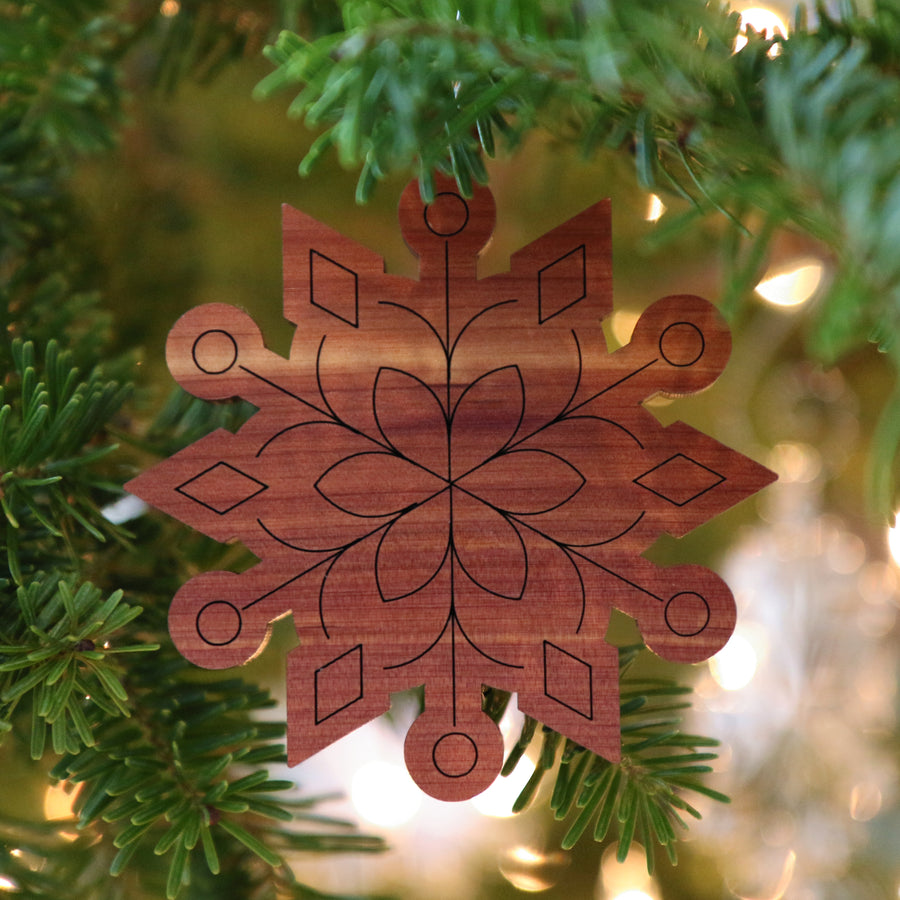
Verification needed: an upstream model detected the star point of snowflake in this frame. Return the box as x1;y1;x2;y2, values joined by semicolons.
126;176;776;801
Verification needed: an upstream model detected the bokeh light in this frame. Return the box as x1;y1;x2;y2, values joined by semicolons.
710;630;759;691
471;755;536;818
497;845;569;892
350;760;421;828
887;513;900;567
734;6;789;54
645;194;666;222
755;260;824;308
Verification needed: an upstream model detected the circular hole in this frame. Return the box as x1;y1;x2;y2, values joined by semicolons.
196;600;242;645
664;591;710;637
432;731;478;778
192;330;238;374
424;192;470;236
659;321;704;367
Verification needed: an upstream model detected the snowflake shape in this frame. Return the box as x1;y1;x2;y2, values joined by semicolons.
126;178;775;800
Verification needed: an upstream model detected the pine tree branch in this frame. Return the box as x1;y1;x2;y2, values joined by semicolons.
487;645;726;871
258;0;900;513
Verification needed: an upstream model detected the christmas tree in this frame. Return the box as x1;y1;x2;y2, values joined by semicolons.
3;1;900;897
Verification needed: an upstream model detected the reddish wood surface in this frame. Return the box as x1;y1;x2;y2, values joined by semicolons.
126;177;775;801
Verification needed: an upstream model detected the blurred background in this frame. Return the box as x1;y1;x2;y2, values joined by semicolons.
4;1;900;898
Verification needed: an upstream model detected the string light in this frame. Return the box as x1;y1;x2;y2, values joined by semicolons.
733;6;788;55
755;260;824;308
645;194;666;222
887;513;900;567
498;846;569;893
159;0;180;16
709;630;759;691
350;760;421;828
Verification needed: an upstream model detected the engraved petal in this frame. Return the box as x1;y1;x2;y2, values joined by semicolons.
376;491;451;601
457;449;584;515
374;367;448;476
316;452;444;517
452;489;526;600
450;366;524;480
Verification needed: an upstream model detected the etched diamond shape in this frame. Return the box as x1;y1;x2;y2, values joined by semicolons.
315;645;363;723
543;641;593;719
538;244;586;322
176;463;267;514
634;454;725;506
310;250;359;326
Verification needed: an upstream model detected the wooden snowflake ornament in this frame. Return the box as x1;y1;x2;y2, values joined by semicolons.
126;177;776;801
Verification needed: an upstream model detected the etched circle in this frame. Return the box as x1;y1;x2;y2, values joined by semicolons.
196;600;242;645
664;592;710;637
659;322;705;367
192;330;238;374
424;192;470;236
432;732;478;778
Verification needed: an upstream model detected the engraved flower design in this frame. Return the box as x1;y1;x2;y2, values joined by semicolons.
125;175;775;801
314;364;584;603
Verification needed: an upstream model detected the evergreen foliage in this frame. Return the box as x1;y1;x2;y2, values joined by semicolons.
488;646;726;870
4;0;896;895
258;0;900;512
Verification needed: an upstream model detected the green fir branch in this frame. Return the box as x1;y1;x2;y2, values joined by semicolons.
0;573;157;756
0;340;130;582
49;647;384;900
489;645;727;871
258;0;900;512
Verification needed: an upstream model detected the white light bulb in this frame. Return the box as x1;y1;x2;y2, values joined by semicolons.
350;761;421;828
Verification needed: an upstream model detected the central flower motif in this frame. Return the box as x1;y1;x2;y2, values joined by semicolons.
315;365;585;603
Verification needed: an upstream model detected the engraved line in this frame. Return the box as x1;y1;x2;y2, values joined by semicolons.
561;330;584;417
257;516;385;553
450;461;584;517
451;506;527;601
241;556;336;611
453;611;524;669
315;335;342;423
382;613;452;670
378;301;448;355
445;240;451;416
563;510;646;548
375;517;452;602
562;547;588;634
569;549;665;602
513;514;662;601
451;608;457;726
567;358;659;415
238;365;330;418
447;298;519;361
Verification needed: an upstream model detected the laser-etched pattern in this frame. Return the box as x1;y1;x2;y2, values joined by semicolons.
126;178;775;800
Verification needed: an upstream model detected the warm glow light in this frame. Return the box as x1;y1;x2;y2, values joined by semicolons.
608;310;640;347
498;846;569;893
888;513;900;567
0;877;19;893
755;261;823;308
709;631;758;691
601;843;656;897
159;0;180;16
350;761;421;828
734;7;788;54
849;781;883;822
732;850;796;900
645;194;666;222
471;755;536;817
43;781;78;822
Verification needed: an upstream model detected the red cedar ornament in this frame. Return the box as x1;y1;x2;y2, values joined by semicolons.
126;177;775;801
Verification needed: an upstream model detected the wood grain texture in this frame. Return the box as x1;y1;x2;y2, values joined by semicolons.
126;176;776;801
